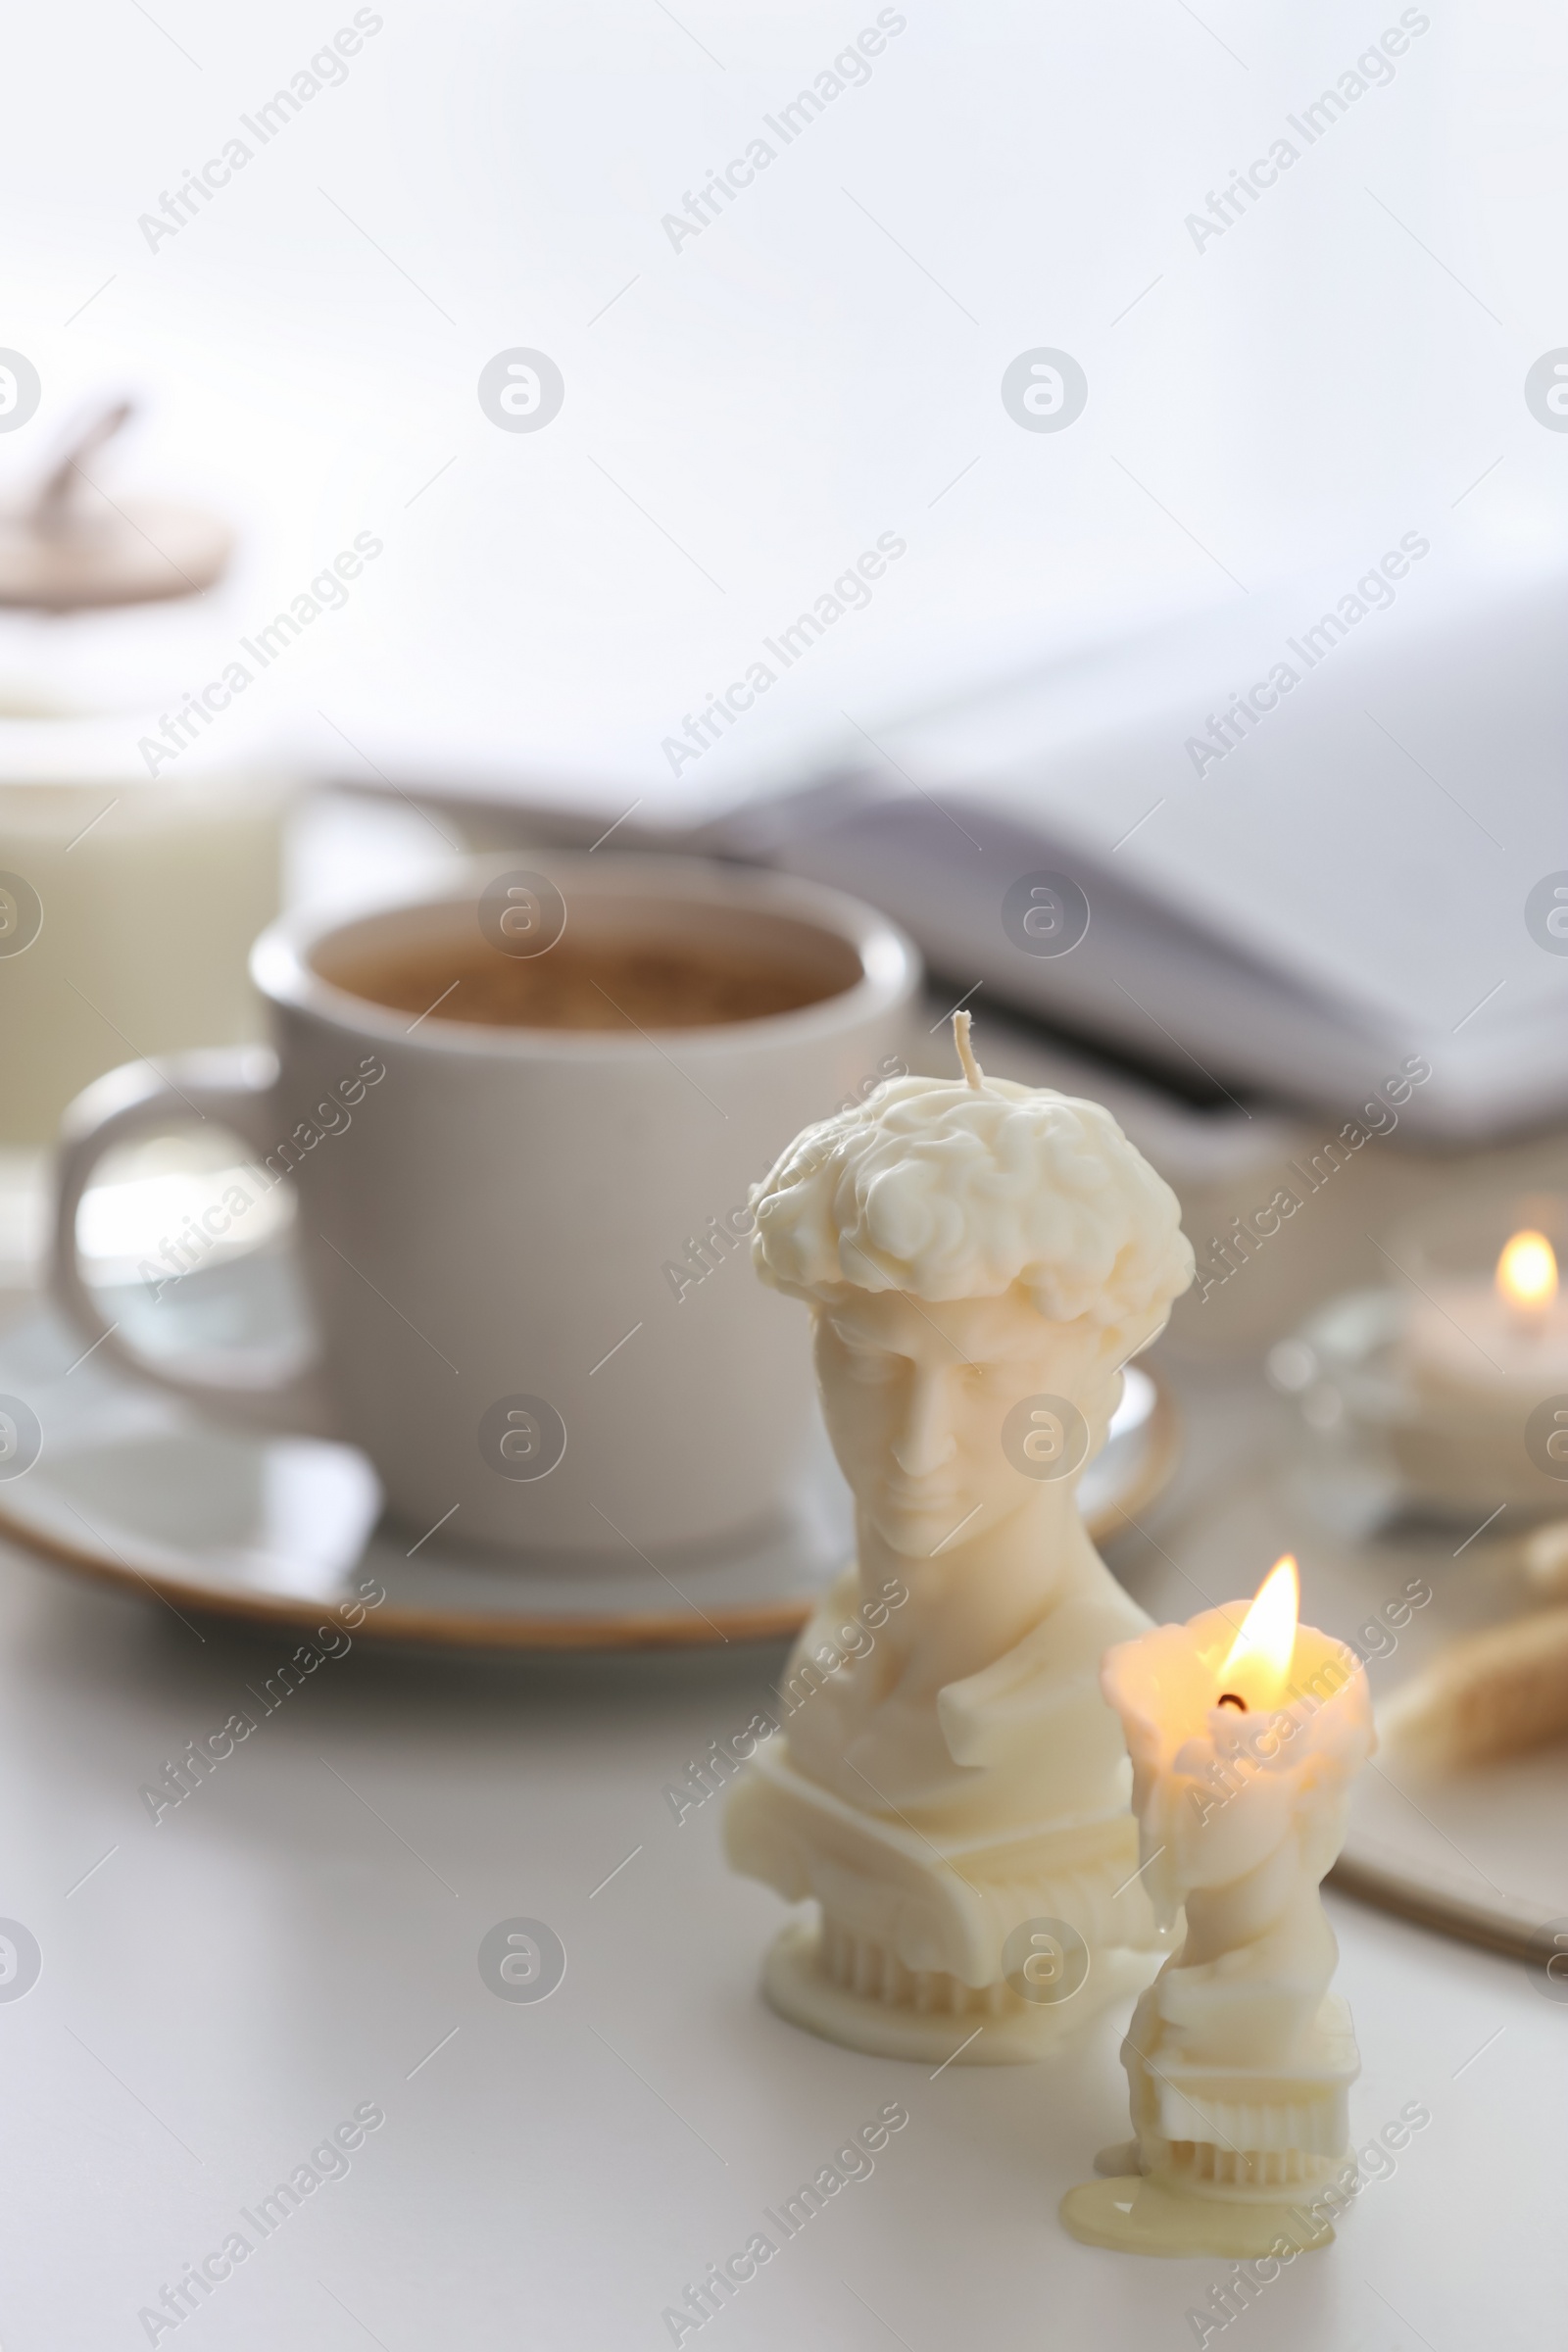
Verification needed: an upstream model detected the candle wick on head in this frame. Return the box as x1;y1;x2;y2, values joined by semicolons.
1216;1691;1248;1712
953;1009;984;1090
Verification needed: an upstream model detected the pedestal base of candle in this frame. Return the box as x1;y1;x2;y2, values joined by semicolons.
1124;1988;1360;2180
729;1743;1166;2062
1073;1988;1361;2250
760;1916;1157;2064
1059;2174;1336;2258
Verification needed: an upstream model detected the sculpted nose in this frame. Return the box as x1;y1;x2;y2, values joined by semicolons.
891;1367;956;1476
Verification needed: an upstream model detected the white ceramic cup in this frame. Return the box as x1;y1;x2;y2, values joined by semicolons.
49;856;919;1557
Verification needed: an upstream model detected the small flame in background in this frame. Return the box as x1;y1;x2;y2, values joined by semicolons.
1495;1229;1558;1316
1219;1552;1299;1710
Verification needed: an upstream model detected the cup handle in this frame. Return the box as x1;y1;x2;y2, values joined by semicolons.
50;1047;332;1435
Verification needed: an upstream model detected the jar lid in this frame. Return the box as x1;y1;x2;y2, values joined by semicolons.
0;401;232;612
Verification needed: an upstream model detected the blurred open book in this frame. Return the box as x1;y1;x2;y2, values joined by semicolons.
347;548;1568;1141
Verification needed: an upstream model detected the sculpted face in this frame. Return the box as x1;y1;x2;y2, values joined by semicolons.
814;1285;1115;1559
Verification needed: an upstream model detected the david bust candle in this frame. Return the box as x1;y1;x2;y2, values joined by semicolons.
1062;1557;1376;2257
725;1017;1196;2061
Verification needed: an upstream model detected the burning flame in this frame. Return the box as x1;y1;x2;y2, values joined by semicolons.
1495;1229;1558;1315
1219;1553;1299;1711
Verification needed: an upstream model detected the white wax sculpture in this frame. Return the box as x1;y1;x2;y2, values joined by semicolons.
1396;1227;1568;1507
1061;1555;1377;2258
724;1016;1195;2061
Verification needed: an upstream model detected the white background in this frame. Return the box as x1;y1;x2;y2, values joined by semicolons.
2;0;1564;809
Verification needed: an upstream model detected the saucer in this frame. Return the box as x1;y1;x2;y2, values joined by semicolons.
0;1305;1178;1652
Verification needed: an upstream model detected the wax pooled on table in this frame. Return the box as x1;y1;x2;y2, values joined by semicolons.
724;1015;1196;2061
1060;1554;1377;2257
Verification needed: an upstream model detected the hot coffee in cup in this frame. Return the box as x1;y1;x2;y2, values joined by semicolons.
331;929;851;1033
51;858;919;1558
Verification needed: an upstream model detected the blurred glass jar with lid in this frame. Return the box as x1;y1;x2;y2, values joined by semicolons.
0;401;290;1152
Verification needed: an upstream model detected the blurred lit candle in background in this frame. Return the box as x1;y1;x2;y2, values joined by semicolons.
1494;1229;1560;1334
1404;1225;1568;1377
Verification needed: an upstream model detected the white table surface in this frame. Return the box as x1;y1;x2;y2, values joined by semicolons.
0;1346;1560;2352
